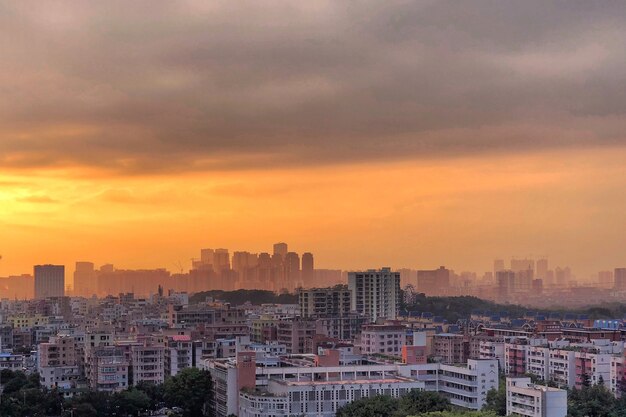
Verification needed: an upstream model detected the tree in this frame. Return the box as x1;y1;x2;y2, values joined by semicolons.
414;412;499;417
394;390;451;417
483;388;506;416
163;368;214;417
336;395;399;417
568;383;616;417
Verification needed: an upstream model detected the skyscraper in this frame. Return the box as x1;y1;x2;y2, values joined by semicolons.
74;261;96;297
496;270;515;299
416;266;450;295
213;249;230;272
614;268;626;291
494;259;505;275
510;259;534;273
301;252;314;284
34;264;65;299
200;249;215;266
284;252;301;290
536;259;548;280
348;267;400;321
273;242;288;258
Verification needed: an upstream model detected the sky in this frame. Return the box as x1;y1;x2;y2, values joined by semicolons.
1;1;626;280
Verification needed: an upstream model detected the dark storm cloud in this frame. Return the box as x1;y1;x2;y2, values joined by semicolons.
1;1;626;173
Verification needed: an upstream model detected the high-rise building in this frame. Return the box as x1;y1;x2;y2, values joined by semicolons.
257;253;272;288
284;252;301;289
213;249;230;272
598;270;614;288
494;259;505;274
511;259;534;273
273;242;288;258
200;249;215;266
348;267;400;321
301;252;314;284
416;266;450;295
298;285;351;318
74;261;96;297
271;253;285;292
34;264;65;299
614;268;626;291
554;267;571;287
536;259;548;280
496;270;516;299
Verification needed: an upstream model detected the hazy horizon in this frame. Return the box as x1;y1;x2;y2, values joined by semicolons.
2;2;626;281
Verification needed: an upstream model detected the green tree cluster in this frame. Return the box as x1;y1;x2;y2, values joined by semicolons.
336;390;451;417
0;368;214;417
189;289;298;305
567;382;626;417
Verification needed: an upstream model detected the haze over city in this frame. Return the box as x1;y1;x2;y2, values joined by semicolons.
5;3;626;417
2;2;626;280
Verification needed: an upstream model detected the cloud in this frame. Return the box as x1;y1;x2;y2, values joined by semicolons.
1;1;626;174
17;195;57;204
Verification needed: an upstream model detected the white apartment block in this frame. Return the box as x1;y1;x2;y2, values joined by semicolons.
506;377;567;417
348;268;401;321
359;324;406;356
479;339;505;370
205;353;498;417
166;335;193;376
547;349;576;388
132;344;165;385
526;346;550;382
239;377;422;417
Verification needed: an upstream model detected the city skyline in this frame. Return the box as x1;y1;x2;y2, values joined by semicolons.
3;3;626;417
2;3;626;281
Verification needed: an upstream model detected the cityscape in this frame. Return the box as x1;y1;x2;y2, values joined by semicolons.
3;247;626;309
2;2;626;417
0;245;625;416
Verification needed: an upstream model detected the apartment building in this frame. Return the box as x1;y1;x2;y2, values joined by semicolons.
298;285;352;318
277;318;316;354
348;268;401;321
359;324;406;356
506;377;567;417
166;335;193;376
204;351;498;417
88;345;129;392
433;333;469;364
131;341;166;386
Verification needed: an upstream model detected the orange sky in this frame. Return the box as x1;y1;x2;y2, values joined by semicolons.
2;146;626;281
2;2;626;283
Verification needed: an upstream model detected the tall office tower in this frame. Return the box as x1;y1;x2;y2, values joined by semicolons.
213;249;230;272
200;249;215;266
74;261;96;297
34;264;65;299
348;267;401;321
494;259;505;274
284;252;301;290
496;270;516;299
614;268;626;291
298;285;351;318
598;270;614;288
257;253;272;288
554;267;571;287
515;269;534;292
536;259;548;280
271;253;285;291
416;266;450;295
232;251;259;288
232;251;250;273
273;242;288;258
511;259;534;273
301;252;314;284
